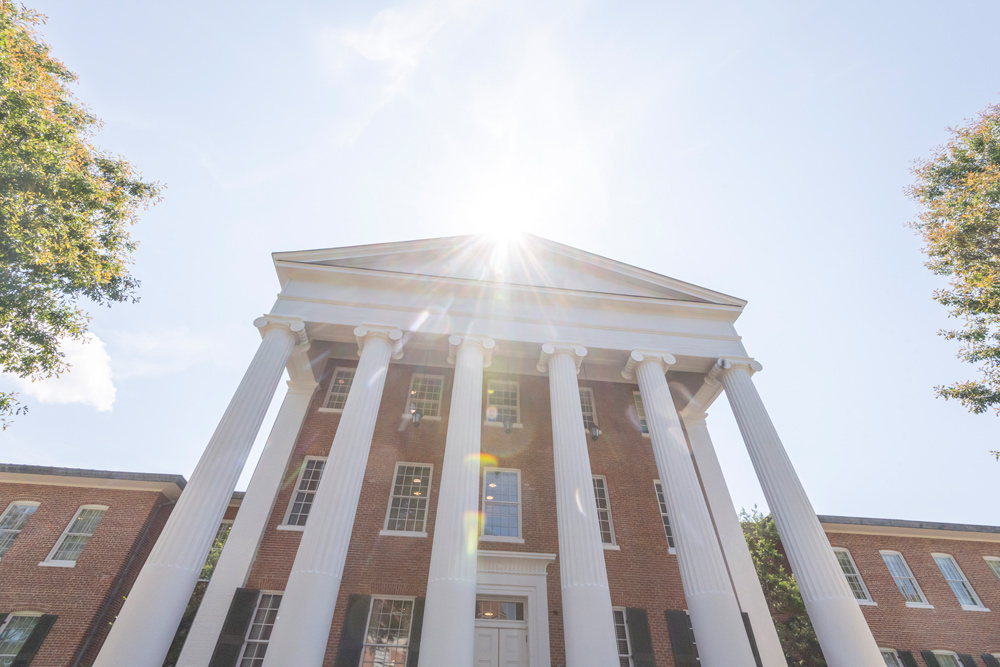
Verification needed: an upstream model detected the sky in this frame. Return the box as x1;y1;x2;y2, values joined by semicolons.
4;0;1000;525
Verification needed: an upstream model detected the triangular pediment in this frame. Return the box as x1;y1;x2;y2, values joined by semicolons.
273;234;744;306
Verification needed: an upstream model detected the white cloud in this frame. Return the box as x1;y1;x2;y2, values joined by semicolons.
105;327;220;380
5;334;116;412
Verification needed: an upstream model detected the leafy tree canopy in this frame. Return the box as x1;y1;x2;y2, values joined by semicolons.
0;3;161;427
908;103;1000;415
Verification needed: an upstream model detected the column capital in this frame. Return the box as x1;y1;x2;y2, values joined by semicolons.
447;334;496;367
678;407;708;423
621;349;676;380
537;342;587;373
286;379;319;394
254;316;308;346
354;324;404;360
709;356;763;383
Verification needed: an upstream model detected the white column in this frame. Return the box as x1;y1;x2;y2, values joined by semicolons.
94;317;306;667
680;410;787;667
178;379;317;667
623;351;757;667
716;358;883;667
538;343;620;667
262;325;402;667
418;335;495;667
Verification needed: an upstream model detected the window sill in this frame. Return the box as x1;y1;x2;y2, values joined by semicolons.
857;600;878;606
905;602;934;609
641;433;650;439
602;544;620;551
379;530;428;538
961;604;990;612
38;561;75;568
318;407;344;414
276;525;306;532
480;535;525;544
401;414;441;421
484;421;523;430
667;548;676;555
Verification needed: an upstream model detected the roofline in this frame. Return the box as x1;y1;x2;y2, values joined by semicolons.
0;464;187;501
0;464;187;487
819;515;1000;536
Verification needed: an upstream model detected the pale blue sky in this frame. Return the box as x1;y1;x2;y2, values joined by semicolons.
5;0;999;524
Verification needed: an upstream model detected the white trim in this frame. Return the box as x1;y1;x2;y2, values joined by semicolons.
931;552;988;611
281;457;327;527
579;387;598;432
481;468;522;542
592;475;616;546
320;366;355;411
477;550;555;667
42;504;108;567
612;607;634;667
632;391;649;435
406;373;445;418
879;648;902;667
486;379;521;426
653;480;676;554
831;547;875;605
378;530;428;538
930;651;962;667
879;550;929;607
381;462;433;535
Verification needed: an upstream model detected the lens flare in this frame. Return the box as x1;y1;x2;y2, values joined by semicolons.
466;452;499;467
464;511;484;556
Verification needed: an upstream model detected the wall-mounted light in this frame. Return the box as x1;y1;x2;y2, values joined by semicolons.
411;409;423;427
502;416;513;434
589;424;601;442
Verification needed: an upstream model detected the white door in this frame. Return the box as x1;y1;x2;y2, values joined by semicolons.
474;627;528;667
475;628;500;667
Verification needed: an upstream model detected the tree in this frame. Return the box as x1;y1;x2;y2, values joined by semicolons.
908;102;1000;415
0;3;161;427
740;507;826;666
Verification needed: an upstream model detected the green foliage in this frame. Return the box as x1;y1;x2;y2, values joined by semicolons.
740;507;826;667
0;3;161;428
908;102;1000;415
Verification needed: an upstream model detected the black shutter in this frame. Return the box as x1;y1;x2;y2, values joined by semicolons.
958;656;978;667
923;651;943;667
0;614;7;627
898;651;919;667
333;594;372;667
741;612;762;667
664;610;698;667
404;597;425;667
981;654;1000;667
625;608;656;667
208;588;260;667
11;614;56;667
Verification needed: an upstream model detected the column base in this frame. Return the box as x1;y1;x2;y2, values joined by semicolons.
686;592;758;667
560;585;621;667
263;570;341;667
418;579;476;667
805;596;884;667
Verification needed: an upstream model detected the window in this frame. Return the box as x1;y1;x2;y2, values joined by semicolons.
475;599;524;620
382;463;432;535
44;505;107;565
632;392;648;435
282;457;326;527
486;380;519;425
322;367;355;411
0;614;40;667
239;592;282;667
880;551;929;606
931;651;962;667
579;388;598;430
199;520;233;581
406;374;444;418
985;556;1000;582
612;608;633;667
653;481;675;553
592;476;616;546
360;597;414;667
880;649;902;667
0;502;39;559
482;469;521;540
933;554;986;610
832;548;874;603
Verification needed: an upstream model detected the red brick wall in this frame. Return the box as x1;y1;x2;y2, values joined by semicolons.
0;483;173;667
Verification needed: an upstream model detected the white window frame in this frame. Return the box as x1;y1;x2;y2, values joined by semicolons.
238;590;282;666
653;480;676;554
880;648;902;667
984;556;1000;582
0;501;40;559
480;468;523;544
592;475;618;549
402;373;444;420
832;547;875;605
632;391;649;437
579;387;598;431
484;380;522;428
380;462;433;537
319;366;356;412
932;553;988;611
612;607;633;667
279;457;327;531
931;651;962;667
0;612;43;664
360;596;416;667
879;550;931;608
41;504;108;567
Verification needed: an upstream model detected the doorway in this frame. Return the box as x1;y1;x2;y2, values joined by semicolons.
473;598;529;667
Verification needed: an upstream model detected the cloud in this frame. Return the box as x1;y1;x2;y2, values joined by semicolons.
4;334;116;412
105;327;220;380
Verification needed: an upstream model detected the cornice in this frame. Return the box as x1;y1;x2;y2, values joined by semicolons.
476;550;556;576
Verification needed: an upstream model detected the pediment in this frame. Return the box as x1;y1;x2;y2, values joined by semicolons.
273;234;744;306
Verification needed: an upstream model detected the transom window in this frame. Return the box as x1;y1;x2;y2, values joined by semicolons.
407;374;444;417
632;392;648;435
933;553;985;609
383;463;432;534
931;651;962;667
475;599;524;620
0;502;39;559
832;548;873;603
482;468;521;539
579;388;598;430
592;476;616;545
0;614;40;667
985;556;1000;582
653;481;675;552
880;649;902;667
360;597;414;667
283;457;326;527
880;551;928;605
323;367;356;411
613;608;633;667
46;505;107;564
239;592;282;667
486;380;519;425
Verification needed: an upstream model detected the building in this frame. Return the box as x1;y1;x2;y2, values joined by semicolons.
58;233;993;667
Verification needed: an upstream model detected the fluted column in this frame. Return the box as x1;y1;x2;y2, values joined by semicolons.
538;342;620;667
716;358;883;667
262;325;402;667
623;351;756;667
418;335;495;667
178;378;318;667
680;410;787;667
94;317;306;667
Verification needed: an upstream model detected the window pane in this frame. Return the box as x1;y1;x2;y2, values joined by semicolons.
287;459;326;526
593;477;615;545
408;375;444;417
881;650;902;667
52;508;106;562
986;558;1000;581
486;381;519;423
361;598;413;667
0;616;40;663
632;393;648;434
613;608;631;664
654;482;675;549
239;593;282;667
0;504;37;558
934;654;961;667
834;549;869;601
580;388;597;430
933;556;979;606
881;553;924;603
385;465;432;532
324;368;355;410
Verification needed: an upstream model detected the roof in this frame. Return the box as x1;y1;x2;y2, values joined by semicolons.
820;514;1000;543
0;464;187;501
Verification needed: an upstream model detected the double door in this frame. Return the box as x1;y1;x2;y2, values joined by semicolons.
473;627;528;667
